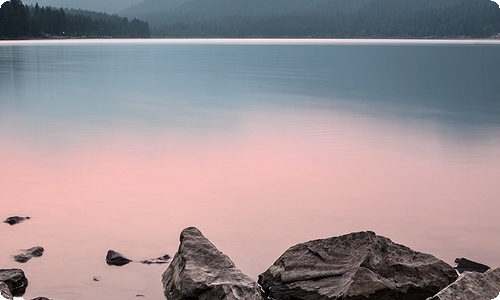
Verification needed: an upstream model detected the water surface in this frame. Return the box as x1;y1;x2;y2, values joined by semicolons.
1;39;499;300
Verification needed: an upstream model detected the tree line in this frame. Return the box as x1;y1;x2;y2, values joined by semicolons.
124;0;500;38
0;0;150;39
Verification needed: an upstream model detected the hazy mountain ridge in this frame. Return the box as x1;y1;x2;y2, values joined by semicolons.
121;0;370;23
118;0;500;37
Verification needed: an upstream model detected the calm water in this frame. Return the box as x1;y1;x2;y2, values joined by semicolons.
1;39;500;300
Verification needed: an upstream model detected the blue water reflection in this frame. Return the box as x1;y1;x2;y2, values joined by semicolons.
1;40;499;142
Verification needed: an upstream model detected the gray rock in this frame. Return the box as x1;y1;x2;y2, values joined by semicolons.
141;254;170;265
3;216;30;226
13;246;44;263
106;250;170;266
0;269;29;296
427;267;500;300
0;282;12;300
162;227;263;300
454;257;490;274
259;231;458;300
13;254;31;264
106;250;132;266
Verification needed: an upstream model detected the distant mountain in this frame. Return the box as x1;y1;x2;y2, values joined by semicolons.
119;0;500;38
22;0;142;13
121;0;369;25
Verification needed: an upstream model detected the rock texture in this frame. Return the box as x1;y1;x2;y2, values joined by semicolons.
0;269;28;296
0;282;12;300
454;257;490;274
162;227;263;300
427;267;500;300
259;231;458;300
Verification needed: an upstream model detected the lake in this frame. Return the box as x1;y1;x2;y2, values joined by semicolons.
1;39;499;300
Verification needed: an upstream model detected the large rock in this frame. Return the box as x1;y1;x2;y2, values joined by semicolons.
0;269;28;296
427;267;500;300
162;227;263;300
259;231;458;300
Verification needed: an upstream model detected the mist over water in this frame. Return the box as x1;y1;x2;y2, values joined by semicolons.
1;40;500;300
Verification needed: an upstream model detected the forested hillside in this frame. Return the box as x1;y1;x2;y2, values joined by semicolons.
121;0;500;38
0;0;150;38
21;0;141;14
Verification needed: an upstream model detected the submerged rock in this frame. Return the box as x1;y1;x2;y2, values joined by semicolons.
427;267;500;300
25;246;44;257
3;216;30;226
162;227;263;300
0;269;29;297
106;250;132;266
140;254;170;265
13;254;31;264
106;250;170;266
13;246;44;263
259;231;458;300
454;257;490;274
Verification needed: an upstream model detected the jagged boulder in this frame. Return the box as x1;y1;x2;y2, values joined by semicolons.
0;269;28;297
162;227;263;300
427;267;500;300
259;231;458;300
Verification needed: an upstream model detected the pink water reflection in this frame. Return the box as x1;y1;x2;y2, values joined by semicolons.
1;107;500;299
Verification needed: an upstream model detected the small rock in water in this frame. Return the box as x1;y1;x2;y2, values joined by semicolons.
31;297;52;300
13;246;44;263
106;250;132;266
93;277;100;282
25;246;44;257
3;216;30;226
454;257;490;274
140;254;170;264
13;254;31;263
